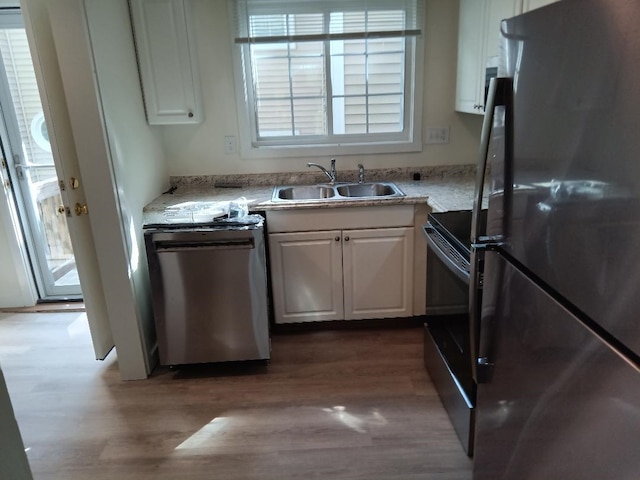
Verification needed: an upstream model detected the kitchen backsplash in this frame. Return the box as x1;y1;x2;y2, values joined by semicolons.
170;164;476;189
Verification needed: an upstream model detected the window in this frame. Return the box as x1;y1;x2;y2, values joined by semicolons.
230;0;424;156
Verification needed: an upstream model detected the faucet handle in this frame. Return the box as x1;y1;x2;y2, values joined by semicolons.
357;163;365;183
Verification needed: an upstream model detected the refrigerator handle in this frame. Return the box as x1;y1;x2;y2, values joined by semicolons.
471;77;513;245
470;247;494;384
470;77;514;384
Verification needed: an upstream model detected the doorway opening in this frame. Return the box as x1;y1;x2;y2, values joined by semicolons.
0;10;81;301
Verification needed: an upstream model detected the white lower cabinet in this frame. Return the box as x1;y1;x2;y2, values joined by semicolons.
269;230;344;323
342;227;414;320
269;227;414;324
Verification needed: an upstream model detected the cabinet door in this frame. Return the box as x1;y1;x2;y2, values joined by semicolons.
130;0;202;124
522;0;559;12
269;231;344;324
456;0;521;115
342;227;414;320
455;0;487;114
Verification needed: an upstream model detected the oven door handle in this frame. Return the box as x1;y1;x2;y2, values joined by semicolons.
423;224;470;284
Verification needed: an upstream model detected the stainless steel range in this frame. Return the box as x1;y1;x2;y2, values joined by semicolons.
422;209;486;456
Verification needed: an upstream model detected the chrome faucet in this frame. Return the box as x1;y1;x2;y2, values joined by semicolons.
307;158;337;184
358;163;365;183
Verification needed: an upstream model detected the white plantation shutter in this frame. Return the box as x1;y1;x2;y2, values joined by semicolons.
230;0;423;146
232;0;423;43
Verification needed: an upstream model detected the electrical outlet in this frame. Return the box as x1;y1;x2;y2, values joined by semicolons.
425;127;450;145
224;136;236;154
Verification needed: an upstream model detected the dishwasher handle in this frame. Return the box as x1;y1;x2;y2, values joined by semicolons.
154;238;255;252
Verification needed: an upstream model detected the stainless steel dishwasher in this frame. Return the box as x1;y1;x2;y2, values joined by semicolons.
144;216;270;365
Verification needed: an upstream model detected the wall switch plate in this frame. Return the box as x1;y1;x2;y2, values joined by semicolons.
425;127;450;145
224;136;236;154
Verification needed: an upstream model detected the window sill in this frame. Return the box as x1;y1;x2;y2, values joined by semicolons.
238;138;423;160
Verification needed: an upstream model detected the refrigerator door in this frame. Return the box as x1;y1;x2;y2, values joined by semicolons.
494;0;640;355
474;251;640;480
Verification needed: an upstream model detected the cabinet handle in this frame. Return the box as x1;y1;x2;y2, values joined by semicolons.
188;112;194;118
344;235;350;241
335;236;340;241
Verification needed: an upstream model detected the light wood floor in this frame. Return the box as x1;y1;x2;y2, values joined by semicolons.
0;312;472;480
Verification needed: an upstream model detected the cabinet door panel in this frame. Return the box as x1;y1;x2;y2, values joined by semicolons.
456;0;522;114
130;0;202;124
343;227;414;320
455;0;486;113
522;0;559;12
269;231;343;324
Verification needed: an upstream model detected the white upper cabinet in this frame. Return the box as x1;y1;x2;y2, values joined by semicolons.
129;0;203;124
455;0;486;114
522;0;560;12
455;0;561;115
455;0;521;114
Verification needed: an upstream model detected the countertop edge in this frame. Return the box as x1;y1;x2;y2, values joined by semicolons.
142;178;477;226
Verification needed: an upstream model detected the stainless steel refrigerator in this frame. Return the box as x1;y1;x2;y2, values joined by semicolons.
471;1;640;478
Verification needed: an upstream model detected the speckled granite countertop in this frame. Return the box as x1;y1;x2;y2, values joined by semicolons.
143;165;479;226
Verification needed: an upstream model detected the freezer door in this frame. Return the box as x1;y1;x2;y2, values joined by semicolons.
474;252;640;480
494;1;640;355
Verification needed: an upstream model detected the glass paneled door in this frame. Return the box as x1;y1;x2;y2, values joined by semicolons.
0;11;81;300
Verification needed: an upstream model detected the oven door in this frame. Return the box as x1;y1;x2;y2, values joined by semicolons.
422;218;475;456
423;217;470;316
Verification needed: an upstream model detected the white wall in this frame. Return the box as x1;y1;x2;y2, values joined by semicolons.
161;0;483;176
84;0;168;373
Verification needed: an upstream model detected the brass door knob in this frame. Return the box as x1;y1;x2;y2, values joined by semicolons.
74;203;88;216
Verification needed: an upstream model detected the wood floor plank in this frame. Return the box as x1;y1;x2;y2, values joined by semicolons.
0;312;471;479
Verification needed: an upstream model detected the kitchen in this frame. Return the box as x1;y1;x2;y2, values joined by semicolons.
3;0;640;479
0;1;482;477
1;0;484;379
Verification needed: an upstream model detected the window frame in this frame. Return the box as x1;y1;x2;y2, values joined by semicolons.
229;1;424;159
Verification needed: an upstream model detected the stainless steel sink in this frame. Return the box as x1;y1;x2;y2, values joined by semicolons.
272;182;404;202
336;182;400;198
275;185;335;200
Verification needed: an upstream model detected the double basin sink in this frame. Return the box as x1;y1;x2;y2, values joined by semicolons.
272;181;405;202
